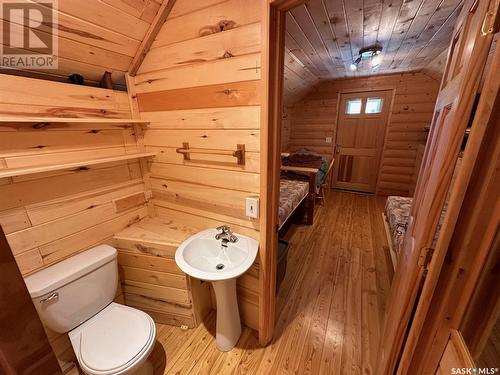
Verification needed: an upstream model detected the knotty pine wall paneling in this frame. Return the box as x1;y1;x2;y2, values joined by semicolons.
281;106;291;151
0;74;150;372
131;0;262;331
0;0;164;88
289;72;440;196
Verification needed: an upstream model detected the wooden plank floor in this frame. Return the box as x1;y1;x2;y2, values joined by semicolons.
149;191;392;374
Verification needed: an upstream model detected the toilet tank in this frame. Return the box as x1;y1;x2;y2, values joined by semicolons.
24;245;118;333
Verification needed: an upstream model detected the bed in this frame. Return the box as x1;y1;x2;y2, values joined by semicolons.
278;149;333;233
383;157;462;271
382;196;449;271
382;196;413;270
278;165;317;232
278;178;310;229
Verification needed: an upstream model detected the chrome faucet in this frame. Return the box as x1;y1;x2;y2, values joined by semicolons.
215;225;238;247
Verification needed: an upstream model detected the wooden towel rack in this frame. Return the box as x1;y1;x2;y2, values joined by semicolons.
176;142;245;165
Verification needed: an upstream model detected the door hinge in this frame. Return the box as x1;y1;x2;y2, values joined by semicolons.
481;0;500;36
418;247;434;269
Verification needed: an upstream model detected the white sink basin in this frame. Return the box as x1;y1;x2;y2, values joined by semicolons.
175;228;258;281
175;228;258;351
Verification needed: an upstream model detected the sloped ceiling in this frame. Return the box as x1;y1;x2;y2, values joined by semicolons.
0;0;462;97
283;0;464;105
0;0;163;88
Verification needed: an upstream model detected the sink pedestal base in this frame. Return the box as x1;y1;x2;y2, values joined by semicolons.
212;278;241;351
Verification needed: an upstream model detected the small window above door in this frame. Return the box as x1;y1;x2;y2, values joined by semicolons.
346;98;362;114
365;98;383;114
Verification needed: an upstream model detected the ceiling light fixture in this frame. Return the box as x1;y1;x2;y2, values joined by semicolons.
350;44;383;70
350;56;362;70
371;55;382;67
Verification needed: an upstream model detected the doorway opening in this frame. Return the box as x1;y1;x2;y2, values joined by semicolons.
262;0;496;374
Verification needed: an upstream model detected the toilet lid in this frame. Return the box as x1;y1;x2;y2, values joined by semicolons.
79;304;154;373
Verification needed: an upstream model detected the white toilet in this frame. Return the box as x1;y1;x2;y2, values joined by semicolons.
24;245;157;375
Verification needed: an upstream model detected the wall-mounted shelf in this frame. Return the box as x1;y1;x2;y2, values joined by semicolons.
0;152;156;179
0;117;150;126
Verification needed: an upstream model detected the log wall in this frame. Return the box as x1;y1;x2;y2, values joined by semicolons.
289;72;440;196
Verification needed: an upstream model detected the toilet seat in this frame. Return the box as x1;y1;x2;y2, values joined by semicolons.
69;303;156;375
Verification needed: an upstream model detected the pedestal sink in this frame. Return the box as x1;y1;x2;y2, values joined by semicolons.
175;228;259;351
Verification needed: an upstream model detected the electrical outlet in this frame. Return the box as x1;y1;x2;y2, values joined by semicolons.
246;196;259;219
325;137;332;144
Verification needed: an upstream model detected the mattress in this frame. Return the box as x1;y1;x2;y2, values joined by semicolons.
385;156;462;260
385;196;448;258
279;178;309;228
385;196;413;256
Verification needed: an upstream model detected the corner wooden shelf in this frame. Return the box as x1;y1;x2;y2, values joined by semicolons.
0;152;156;179
0;117;150;125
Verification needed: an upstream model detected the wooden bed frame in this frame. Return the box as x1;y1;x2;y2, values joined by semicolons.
279;165;318;228
278;157;335;233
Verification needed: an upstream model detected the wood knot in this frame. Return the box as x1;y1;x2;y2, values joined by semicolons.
136;244;148;253
33;122;48;129
222;51;234;58
199;20;237;36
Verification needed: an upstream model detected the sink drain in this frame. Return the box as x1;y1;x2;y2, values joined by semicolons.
216;264;225;270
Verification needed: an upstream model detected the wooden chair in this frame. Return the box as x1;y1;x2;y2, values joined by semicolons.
316;158;335;206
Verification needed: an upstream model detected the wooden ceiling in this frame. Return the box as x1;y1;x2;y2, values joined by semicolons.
0;0;462;98
283;0;464;104
0;0;164;89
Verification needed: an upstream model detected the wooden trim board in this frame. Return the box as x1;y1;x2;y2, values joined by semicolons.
381;212;398;273
128;0;177;76
0;117;149;124
260;0;307;346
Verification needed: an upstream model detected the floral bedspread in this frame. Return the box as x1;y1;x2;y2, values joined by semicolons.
385;196;448;257
279;178;309;228
385;196;413;256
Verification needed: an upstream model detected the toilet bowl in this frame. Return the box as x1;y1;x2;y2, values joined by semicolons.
69;303;156;375
24;245;157;375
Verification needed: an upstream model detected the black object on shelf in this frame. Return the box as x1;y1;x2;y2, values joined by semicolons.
68;73;84;85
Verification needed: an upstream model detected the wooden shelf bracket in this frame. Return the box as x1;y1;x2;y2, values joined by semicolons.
176;142;246;165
